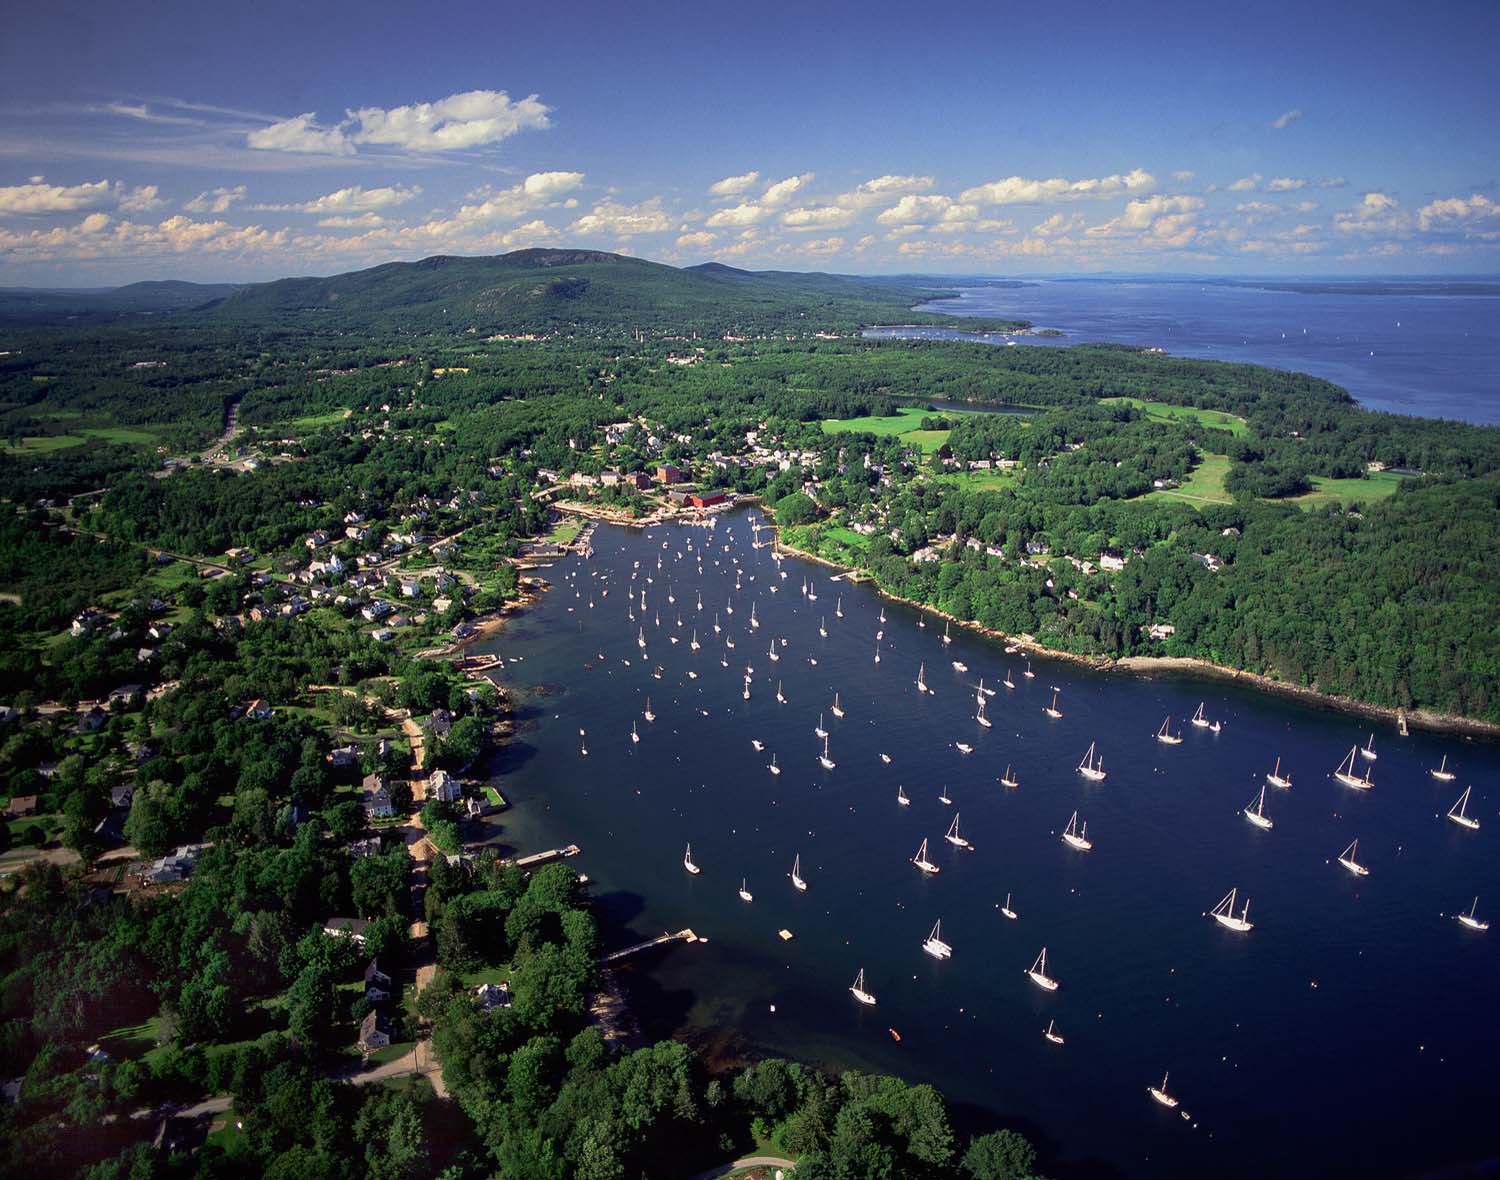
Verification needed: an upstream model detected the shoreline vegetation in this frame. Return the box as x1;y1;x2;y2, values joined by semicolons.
518;495;1500;738
765;526;1500;740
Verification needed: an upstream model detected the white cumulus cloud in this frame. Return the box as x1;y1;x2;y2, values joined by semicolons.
570;198;673;237
184;185;248;214
0;179;117;214
708;171;761;197
960;168;1155;205
1269;109;1303;129
247;90;551;155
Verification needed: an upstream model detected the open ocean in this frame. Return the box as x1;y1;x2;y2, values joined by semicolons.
861;277;1500;425
478;513;1499;1179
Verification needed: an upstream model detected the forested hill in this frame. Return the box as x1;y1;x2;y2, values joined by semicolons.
208;248;1021;335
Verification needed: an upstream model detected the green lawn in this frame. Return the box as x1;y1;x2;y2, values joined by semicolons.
822;526;870;552
541;516;584;546
101;1015;168;1060
1144;452;1232;506
7;426;159;454
482;785;508;808
1285;469;1410;509
935;466;1023;493
1102;397;1250;439
820;406;963;455
7;435;88;454
285;409;351;432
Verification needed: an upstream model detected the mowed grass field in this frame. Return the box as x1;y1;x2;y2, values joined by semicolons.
8;426;160;453
1144;452;1233;505
1101;397;1250;439
1285;469;1410;508
821;405;964;456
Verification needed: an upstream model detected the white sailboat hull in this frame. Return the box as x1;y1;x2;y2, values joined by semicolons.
851;988;877;1006
1027;971;1058;992
1338;857;1369;877
1335;772;1373;790
922;939;952;960
1457;914;1489;931
913;860;940;874
1448;813;1480;830
1212;912;1253;932
1062;834;1093;851
1267;774;1292;789
1078;767;1106;782
1244;810;1273;830
1149;1088;1179;1108
1430;770;1456;782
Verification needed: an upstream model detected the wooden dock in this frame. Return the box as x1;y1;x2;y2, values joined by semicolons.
600;928;700;965
512;843;580;869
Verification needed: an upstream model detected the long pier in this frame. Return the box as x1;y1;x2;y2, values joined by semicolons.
600;928;699;965
512;843;580;869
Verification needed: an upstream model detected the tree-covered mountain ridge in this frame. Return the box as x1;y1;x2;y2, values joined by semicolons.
209;248;1023;334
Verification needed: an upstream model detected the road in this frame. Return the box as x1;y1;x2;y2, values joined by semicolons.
686;1155;797;1180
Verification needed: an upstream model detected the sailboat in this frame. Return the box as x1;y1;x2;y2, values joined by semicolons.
1000;764;1019;789
637;627;647;650
831;693;844;718
739;878;753;903
1337;839;1369;876
897;784;910;806
644;697;655;723
1243;786;1273;830
776;681;786;704
750;603;759;629
713;613;722;634
1000;892;1017;920
922;919;952;960
818;735;836;770
742;677;751;701
881;752;892;764
1455;897;1489;932
1334;746;1374;790
1156;716;1183;745
1043;1019;1064;1045
751;739;764;751
1209;888;1253;932
683;843;700;875
952;659;968;673
631;721;640;745
1191;702;1220;732
874;639;881;664
1148;1073;1179;1108
879;607;886;625
690;629;700;651
1447;786;1479;830
1023;659;1035;679
850;968;877;1006
815;713;828;739
767;640;779;662
943;620;952;645
836;596;844;618
1003;668;1016;690
1077;742;1107;781
1026;947;1058;991
955;742;974;755
938;786;953;805
1360;733;1377;760
1429;755;1456;782
918;612;926;629
916;663;929;694
819;616;828;638
768;753;780;776
912;837;941;874
1044;689;1062;719
976;698;992;728
1266;756;1292;789
1062;811;1092;851
790;854;807;891
944;814;971;849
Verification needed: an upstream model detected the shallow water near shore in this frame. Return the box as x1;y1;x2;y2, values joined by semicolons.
478;508;1498;1179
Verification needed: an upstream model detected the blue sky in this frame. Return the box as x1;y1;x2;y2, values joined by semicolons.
1;0;1496;283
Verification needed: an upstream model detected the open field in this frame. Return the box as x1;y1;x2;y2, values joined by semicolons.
1102;397;1250;439
1286;469;1410;508
1144;452;1232;506
821;406;959;455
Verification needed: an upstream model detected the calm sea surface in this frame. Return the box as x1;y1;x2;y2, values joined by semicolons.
478;513;1498;1179
863;278;1500;425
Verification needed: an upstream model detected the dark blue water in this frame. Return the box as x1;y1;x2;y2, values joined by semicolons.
863;279;1500;425
481;511;1498;1179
